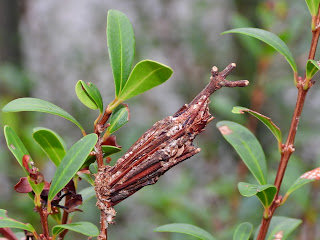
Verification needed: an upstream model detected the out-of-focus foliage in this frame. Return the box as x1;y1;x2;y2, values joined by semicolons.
1;0;319;240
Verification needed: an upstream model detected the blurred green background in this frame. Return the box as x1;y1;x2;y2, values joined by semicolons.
1;0;320;239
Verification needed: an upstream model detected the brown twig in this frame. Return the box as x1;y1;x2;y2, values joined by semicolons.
256;6;320;239
94;64;248;240
36;206;50;240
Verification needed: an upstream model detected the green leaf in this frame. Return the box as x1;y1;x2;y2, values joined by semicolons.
238;182;277;208
4;125;31;175
305;0;320;16
154;223;216;240
87;82;104;112
217;121;267;185
52;221;99;237
233;222;253;240
283;167;320;204
75;80;103;112
77;172;94;186
32;127;66;167
222;28;297;73
48;134;98;202
28;176;45;196
306;59;320;80
2;98;85;133
107;104;129;134
107;9;135;96
254;216;302;240
0;217;36;234
117;60;173;102
232;106;282;149
89;162;98;174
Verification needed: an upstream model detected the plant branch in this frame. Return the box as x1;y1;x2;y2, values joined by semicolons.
256;7;320;239
36;206;50;240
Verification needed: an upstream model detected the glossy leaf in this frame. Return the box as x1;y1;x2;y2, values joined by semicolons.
222;28;297;72
117;60;173;102
107;9;135;96
107;104;129;134
75;80;98;110
154;223;216;240
254;216;302;240
4;125;31;176
238;182;277;207
87;82;103;112
2;98;85;133
52;221;99;237
0;217;36;234
48;134;98;202
233;222;253;240
75;80;103;113
305;0;320;16
306;59;320;80
232;106;282;149
283;167;320;203
33;127;66;167
217;121;267;185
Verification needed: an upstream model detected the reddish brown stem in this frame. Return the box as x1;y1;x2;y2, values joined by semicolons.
256;6;320;239
36;206;50;240
57;195;71;240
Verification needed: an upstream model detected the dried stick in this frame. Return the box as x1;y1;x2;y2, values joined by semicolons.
94;63;248;240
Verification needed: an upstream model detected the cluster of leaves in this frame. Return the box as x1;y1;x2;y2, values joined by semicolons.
1;10;172;239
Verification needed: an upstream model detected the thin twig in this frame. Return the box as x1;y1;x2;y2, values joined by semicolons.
256;5;320;239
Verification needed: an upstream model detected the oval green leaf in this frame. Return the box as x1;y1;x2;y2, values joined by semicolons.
0;218;36;234
107;9;135;96
305;0;320;16
154;223;216;240
222;28;297;73
217;121;267;185
33;127;67;167
2;98;85;133
4;125;31;176
107;104;129;134
48;134;98;201
238;182;277;208
254;216;302;240
233;222;253;240
306;59;320;80
232;106;282;150
282;167;320;204
87;82;103;112
75;80;99;110
117;60;173;102
52;221;99;237
82;145;121;169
